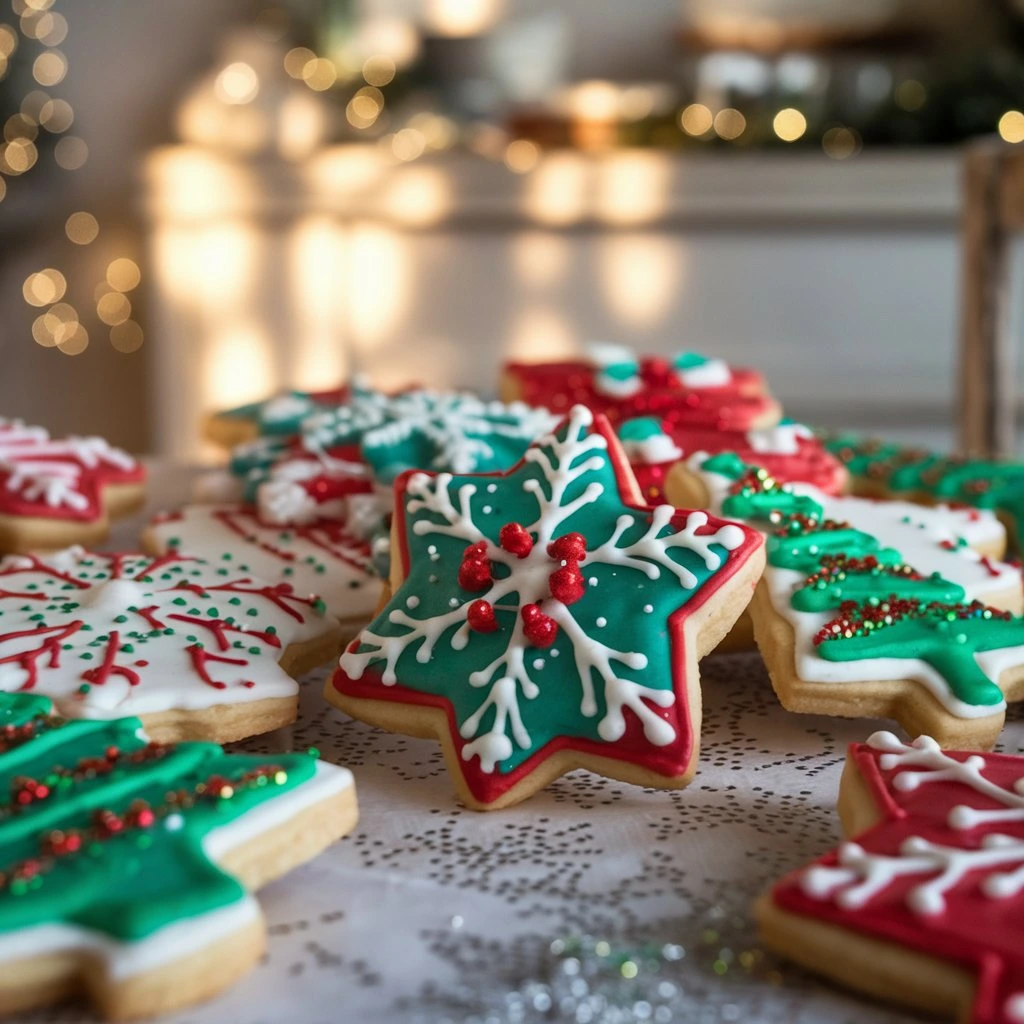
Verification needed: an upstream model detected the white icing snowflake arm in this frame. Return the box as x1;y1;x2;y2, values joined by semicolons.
406;473;487;545
802;834;1024;916
867;731;1024;830
584;508;746;589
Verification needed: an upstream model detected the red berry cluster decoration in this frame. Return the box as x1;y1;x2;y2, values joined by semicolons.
458;541;492;592
546;532;587;606
521;603;558;647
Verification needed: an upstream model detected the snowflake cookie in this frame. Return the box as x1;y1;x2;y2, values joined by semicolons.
204;384;349;449
143;505;381;628
759;731;1024;1024
328;405;764;810
0;547;342;742
499;343;780;431
0;691;356;1019
618;415;848;503
0;418;146;553
667;452;1024;749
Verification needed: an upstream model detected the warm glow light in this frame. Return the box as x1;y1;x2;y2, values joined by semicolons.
773;107;807;142
23;268;65;306
106;258;141;292
823;125;861;159
391;127;425;162
97;291;131;325
302;57;337;92
596;152;669;224
2;138;37;174
23;0;55;11
54;135;87;169
425;0;503;37
5;113;37;141
362;55;396;87
110;320;144;353
507;307;576;362
0;178;6;203
287;217;347;389
714;108;746;140
525;153;587;225
358;17;420;67
408;112;457;150
568;80;620;122
999;110;1024;144
511;232;569;289
32;49;66;86
895;79;927;112
38;97;72;131
305;145;387;199
680;103;713;137
65;211;98;244
0;25;17;57
146;149;252;221
284;46;315;79
347;224;411;352
384;166;452;224
504;139;539;173
599;235;679;328
35;10;65;45
215;61;259;105
32;313;57;347
21;90;48;120
277;92;326;161
346;86;383;130
57;323;88;356
204;326;275;408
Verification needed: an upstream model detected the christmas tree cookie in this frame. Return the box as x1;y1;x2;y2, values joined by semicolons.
666;454;1024;748
758;732;1024;1024
0;418;146;554
0;548;341;743
823;432;1024;551
0;691;356;1019
204;384;349;449
499;343;780;431
328;405;764;809
619;416;848;504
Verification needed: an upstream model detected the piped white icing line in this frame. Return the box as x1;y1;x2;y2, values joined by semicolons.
676;358;731;388
0;763;353;980
257;480;344;527
690;456;1017;719
258;394;314;424
747;422;813;456
146;505;380;622
341;405;747;772
0;548;340;718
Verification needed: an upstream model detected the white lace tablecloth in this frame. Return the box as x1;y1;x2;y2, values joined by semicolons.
35;462;1010;1024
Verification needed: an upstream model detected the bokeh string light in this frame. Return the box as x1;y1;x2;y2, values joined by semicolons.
3;0;145;357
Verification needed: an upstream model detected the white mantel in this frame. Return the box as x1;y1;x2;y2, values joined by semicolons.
143;146;970;460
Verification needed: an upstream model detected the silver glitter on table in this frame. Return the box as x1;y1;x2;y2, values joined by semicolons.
30;463;1018;1024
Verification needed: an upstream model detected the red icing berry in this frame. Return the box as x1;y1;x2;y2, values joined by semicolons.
521;604;557;647
462;541;489;563
458;558;492;592
499;522;534;558
547;532;587;562
467;599;498;633
549;565;586;605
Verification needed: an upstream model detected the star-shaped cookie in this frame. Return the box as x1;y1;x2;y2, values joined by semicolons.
328;405;764;809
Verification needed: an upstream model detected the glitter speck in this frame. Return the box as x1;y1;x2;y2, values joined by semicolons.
407;596;420;608
643;604;654;613
596;617;607;628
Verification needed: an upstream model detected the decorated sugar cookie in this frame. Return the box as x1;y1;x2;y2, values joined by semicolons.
0;547;341;742
759;731;1024;1024
0;691;356;1019
227;383;560;501
0;418;146;553
667;453;1024;748
499;343;780;430
143;505;381;629
204;384;349;449
618;416;848;503
328;405;764;810
824;432;1024;549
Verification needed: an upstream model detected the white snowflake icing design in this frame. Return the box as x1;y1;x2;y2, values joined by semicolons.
801;731;1024;917
340;406;748;774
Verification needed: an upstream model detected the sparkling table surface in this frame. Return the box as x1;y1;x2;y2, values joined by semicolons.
32;461;1011;1024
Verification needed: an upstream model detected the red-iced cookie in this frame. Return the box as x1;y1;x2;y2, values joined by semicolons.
500;344;780;430
0;418;146;552
758;731;1024;1024
616;416;848;502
